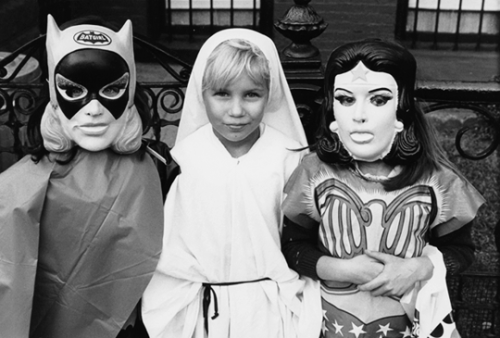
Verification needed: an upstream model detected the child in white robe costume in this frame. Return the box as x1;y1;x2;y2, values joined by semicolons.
141;28;322;338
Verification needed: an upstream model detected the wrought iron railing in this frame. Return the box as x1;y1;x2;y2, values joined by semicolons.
415;82;500;338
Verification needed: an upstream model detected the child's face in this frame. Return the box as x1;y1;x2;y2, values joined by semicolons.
330;62;403;162
203;71;269;152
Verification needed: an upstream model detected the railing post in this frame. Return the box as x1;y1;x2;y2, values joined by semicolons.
274;0;328;143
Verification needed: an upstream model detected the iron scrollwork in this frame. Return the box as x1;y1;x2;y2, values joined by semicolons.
422;101;500;160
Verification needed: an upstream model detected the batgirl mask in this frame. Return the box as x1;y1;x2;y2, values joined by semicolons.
55;49;130;119
46;14;136;117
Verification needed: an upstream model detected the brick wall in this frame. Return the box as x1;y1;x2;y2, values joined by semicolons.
273;0;399;63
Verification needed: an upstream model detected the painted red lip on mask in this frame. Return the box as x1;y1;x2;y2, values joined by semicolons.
80;123;107;126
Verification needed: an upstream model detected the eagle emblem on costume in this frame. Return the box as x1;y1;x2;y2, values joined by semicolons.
316;178;435;260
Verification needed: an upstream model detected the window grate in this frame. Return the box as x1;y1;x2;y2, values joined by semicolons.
163;0;268;39
397;0;500;51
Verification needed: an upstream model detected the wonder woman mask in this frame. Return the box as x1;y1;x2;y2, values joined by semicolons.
330;62;404;162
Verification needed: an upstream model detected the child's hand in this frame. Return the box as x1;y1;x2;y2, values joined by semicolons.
357;250;434;297
317;254;383;285
347;254;385;284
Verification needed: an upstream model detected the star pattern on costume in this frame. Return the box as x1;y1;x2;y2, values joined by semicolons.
400;326;412;338
349;323;366;338
332;320;344;336
321;310;330;336
350;64;368;82
322;320;329;336
376;323;393;336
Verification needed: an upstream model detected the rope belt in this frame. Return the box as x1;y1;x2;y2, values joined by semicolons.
202;277;270;334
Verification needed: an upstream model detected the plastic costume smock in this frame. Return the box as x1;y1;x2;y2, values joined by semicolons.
141;28;322;338
0;16;164;338
282;153;485;338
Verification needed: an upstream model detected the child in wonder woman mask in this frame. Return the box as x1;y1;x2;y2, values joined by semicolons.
281;39;485;338
0;15;165;338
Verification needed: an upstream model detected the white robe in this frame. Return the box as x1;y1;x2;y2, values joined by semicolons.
142;124;321;338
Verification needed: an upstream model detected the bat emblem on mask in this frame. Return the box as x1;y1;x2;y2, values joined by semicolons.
73;30;111;46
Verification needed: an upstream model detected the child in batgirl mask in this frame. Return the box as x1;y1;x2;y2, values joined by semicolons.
0;15;165;338
281;40;485;338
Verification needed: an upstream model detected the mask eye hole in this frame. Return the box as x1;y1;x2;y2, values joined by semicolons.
56;74;87;101
99;73;129;100
334;94;355;107
370;94;392;107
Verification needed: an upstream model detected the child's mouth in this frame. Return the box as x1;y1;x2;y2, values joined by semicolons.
227;124;247;130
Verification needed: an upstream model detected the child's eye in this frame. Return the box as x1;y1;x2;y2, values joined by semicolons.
246;92;261;98
101;86;121;97
65;87;85;98
214;91;229;97
100;73;129;99
55;74;87;100
334;95;355;106
370;95;392;107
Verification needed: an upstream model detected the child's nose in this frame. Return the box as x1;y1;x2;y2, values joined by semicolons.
228;99;245;117
84;100;104;117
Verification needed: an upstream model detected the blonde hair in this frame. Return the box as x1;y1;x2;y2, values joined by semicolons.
202;39;270;92
40;104;143;154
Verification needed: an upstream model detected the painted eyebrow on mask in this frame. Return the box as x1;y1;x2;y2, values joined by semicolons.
368;87;393;94
334;87;394;94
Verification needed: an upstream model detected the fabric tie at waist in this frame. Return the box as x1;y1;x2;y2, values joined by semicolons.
202;278;270;333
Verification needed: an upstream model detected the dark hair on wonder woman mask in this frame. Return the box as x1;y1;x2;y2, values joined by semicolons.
313;39;462;191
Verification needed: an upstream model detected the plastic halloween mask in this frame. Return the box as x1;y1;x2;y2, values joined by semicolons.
43;15;137;152
55;49;130;120
330;62;404;162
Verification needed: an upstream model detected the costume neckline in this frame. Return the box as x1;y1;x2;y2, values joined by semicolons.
352;162;401;182
209;123;266;160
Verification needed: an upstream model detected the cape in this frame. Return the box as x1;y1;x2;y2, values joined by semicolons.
0;149;164;338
